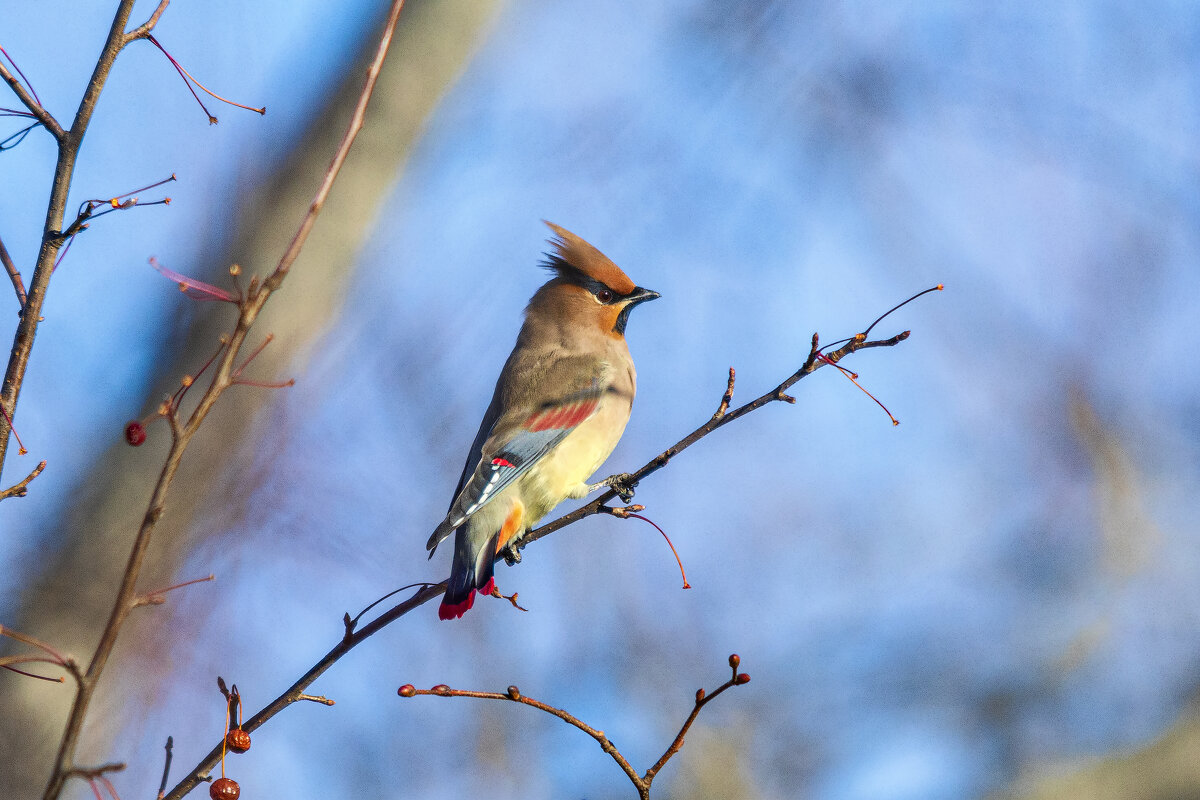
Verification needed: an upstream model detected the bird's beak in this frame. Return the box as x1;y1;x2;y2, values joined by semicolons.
625;286;661;307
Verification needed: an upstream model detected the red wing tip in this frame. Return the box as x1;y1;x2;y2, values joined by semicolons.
438;590;476;620
479;577;496;597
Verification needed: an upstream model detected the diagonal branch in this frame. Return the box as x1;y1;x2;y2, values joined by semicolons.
518;325;917;550
0;458;46;502
397;654;752;799
0;58;64;140
160;290;935;800
0;233;26;307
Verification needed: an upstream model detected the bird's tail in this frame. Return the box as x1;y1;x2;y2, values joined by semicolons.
437;500;524;620
438;535;498;620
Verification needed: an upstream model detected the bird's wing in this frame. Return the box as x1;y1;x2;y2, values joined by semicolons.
426;358;608;554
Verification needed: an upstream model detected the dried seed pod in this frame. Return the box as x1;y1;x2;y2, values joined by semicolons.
225;728;251;753
209;777;240;800
124;421;147;446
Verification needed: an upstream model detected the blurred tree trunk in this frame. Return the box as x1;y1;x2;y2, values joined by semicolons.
0;1;501;794
995;701;1200;800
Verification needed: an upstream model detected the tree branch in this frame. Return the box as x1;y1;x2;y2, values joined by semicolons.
0;458;45;501
124;0;171;44
0;59;64;140
33;2;409;798
397;654;752;799
160;290;934;799
0;0;150;482
0;233;26;307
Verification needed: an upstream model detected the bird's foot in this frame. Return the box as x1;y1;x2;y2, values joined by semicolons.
589;472;637;502
501;540;523;566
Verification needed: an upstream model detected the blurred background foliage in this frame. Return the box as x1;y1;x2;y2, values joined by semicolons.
2;1;1198;798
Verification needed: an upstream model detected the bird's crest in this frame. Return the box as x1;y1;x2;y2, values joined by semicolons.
542;221;635;295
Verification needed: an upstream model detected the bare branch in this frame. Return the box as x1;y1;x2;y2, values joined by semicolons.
0;233;26;307
0;58;64;140
43;2;411;798
124;0;171;43
160;287;935;800
155;737;173;800
0;459;45;502
397;654;752;799
711;366;735;420
262;0;407;289
1;0;141;479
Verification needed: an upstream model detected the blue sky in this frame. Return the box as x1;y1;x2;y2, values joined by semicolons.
3;1;1200;798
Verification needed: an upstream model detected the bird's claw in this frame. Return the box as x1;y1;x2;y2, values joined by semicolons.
501;541;523;566
607;473;637;502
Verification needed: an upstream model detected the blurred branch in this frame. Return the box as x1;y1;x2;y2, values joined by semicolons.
35;1;407;798
161;289;935;800
398;654;752;799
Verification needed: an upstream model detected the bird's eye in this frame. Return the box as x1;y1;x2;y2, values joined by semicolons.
596;288;614;303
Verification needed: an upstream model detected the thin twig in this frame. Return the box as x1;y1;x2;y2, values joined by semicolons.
124;0;172;44
0;459;45;501
516;320;921;552
711;366;735;420
0;55;64;139
400;684;643;789
63;763;126;780
0;233;26;307
156;737;173;800
398;655;751;799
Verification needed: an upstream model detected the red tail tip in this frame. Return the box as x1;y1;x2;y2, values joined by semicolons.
438;590;476;620
479;577;496;597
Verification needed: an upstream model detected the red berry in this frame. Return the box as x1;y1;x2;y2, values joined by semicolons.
225;728;251;753
728;654;740;669
124;421;146;446
735;673;751;685
210;777;240;800
398;684;416;697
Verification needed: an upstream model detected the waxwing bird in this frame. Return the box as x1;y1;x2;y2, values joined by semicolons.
427;222;660;620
